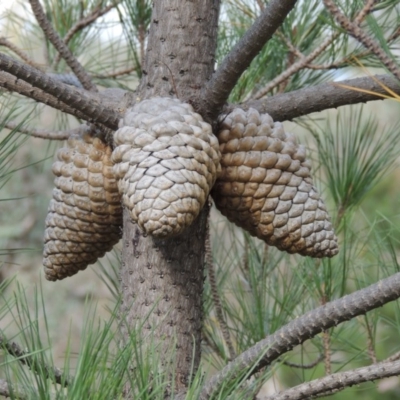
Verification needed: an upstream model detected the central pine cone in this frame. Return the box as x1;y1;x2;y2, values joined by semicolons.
112;97;221;238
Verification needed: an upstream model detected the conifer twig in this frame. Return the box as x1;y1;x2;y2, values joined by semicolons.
0;54;120;129
322;331;332;375
0;334;72;387
138;7;146;65
353;0;378;26
29;0;97;91
206;225;236;360
4;121;90;140
275;31;303;59
241;74;400;122
47;73;83;88
94;66;137;79
203;332;225;359
0;379;29;400
384;350;400;363
323;0;400;81
199;0;298;119
52;3;117;68
63;3;117;47
252;0;377;99
265;360;400;400
283;354;324;369
252;33;339;100
362;316;377;364
275;32;349;71
308;23;400;71
200;272;400;399
0;71;94;122
241;235;249;274
321;295;332;375
256;0;265;11
0;37;43;70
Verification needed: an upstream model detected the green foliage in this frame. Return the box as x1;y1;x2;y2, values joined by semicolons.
115;0;152;79
0;107;35;257
218;0;400;102
0;276;210;399
203;204;400;398
304;106;400;227
0;108;28;188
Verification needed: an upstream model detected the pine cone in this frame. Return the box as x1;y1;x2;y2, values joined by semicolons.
43;132;123;281
112;97;221;238
211;108;338;257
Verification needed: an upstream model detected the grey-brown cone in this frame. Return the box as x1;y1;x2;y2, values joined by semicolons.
112;97;221;238
211;108;338;257
43;132;123;281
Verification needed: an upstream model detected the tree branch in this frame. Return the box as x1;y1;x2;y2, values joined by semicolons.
53;3;117;68
206;226;236;360
4;121;90;140
0;71;105;129
0;53;120;129
93;66;137;79
0;379;29;400
323;0;400;81
308;21;400;71
47;73;83;88
384;350;400;363
352;0;378;25
0;71;95;121
198;0;298;119
29;0;97;91
239;74;400;122
0;37;43;70
283;354;324;370
362;316;377;364
252;33;339;99
251;0;378;99
199;272;400;399
322;330;332;375
265;360;400;400
65;4;116;47
0;334;72;387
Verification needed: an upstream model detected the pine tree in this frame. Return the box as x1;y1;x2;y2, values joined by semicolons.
2;0;400;398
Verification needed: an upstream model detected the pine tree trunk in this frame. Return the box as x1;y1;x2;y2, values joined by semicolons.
119;1;220;396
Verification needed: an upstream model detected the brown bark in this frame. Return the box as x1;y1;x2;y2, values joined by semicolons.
0;54;120;129
120;205;209;395
3;46;400;127
119;0;220;395
198;0;298;120
138;0;220;106
29;0;97;91
268;359;400;400
241;74;400;122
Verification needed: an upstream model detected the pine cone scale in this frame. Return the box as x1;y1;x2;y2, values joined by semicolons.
212;108;338;258
112;97;221;238
43;132;122;281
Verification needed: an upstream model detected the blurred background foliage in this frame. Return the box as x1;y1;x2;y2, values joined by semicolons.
1;0;400;398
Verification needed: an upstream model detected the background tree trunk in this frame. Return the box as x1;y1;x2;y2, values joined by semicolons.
119;0;220;395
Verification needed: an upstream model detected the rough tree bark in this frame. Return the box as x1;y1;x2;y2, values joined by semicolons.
119;1;220;395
